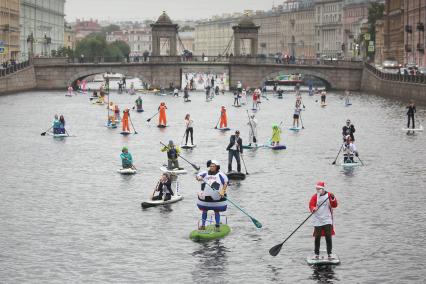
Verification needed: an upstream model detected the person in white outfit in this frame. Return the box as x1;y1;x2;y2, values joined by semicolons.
247;114;258;146
309;181;338;259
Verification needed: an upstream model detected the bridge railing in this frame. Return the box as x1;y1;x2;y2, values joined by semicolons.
63;55;362;67
365;62;426;84
0;59;32;77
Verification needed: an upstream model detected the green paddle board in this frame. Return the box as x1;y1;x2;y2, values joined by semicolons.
189;224;231;242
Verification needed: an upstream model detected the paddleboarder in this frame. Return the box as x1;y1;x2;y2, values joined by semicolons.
158;102;167;127
52;114;61;134
195;160;229;231
114;105;120;122
293;106;302;128
237;81;243;94
406;100;416;129
184;114;194;145
120;147;133;169
220;106;228;128
342;135;358;163
226;130;243;173
122;108;130;132
271;124;282;146
184;86;190;102
152;173;174;201
161;140;181;170
233;91;240;106
247;114;258;146
345;90;351;105
59;115;66;134
252;90;258;110
135;96;143;111
321;91;326;105
309;181;338;260
342;119;356;141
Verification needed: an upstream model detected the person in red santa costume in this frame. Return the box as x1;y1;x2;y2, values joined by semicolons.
309;181;338;259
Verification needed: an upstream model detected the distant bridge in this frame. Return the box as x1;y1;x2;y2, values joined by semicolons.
33;56;363;91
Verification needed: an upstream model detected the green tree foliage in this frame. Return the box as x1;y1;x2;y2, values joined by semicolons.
367;2;385;39
75;33;130;62
101;24;121;36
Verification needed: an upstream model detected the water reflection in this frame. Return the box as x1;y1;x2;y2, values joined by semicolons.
191;240;229;283
310;265;338;283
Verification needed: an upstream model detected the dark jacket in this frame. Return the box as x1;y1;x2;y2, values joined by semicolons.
342;124;355;140
226;135;243;153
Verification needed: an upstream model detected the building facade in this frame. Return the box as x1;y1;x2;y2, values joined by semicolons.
64;23;75;50
403;0;426;66
73;18;102;42
315;0;344;58
280;1;316;58
0;0;20;62
106;28;152;58
382;0;404;64
343;1;370;59
375;19;385;64
20;0;65;59
178;31;194;54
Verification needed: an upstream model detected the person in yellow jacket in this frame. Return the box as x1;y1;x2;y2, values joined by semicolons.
271;124;282;146
161;140;182;170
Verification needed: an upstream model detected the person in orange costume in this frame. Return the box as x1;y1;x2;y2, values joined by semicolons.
220;106;227;128
158;102;168;126
122;108;130;132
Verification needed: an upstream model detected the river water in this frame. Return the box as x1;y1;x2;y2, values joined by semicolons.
0;88;425;283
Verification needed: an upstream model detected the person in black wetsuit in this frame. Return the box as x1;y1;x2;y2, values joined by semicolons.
152;173;174;201
406;101;416;129
342;119;356;141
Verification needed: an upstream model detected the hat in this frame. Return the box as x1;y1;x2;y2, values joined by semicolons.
316;181;325;189
210;160;220;166
168;140;174;146
122;146;128;151
235;130;240;134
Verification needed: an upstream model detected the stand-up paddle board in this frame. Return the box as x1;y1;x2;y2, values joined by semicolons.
117;168;136;175
189;224;231;242
181;144;196;149
402;125;423;132
226;171;246;180
160;166;187;175
141;194;183;209
306;254;340;265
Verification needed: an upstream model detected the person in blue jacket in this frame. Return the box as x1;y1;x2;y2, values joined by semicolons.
120;147;133;169
52;114;61;134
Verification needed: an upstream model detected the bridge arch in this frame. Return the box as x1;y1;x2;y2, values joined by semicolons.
66;66;153;88
261;68;332;90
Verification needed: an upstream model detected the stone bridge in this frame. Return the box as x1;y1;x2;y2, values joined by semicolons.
32;57;363;91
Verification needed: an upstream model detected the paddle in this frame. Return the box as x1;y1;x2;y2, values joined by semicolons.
356;154;365;166
246;110;257;143
214;116;221;129
269;196;329;257
300;113;305;129
240;153;249;175
129;115;138;134
147;111;159;122
41;126;52;136
331;143;344;165
202;182;261;228
160;142;200;171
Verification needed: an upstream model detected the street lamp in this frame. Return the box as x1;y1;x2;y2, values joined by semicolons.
26;32;34;60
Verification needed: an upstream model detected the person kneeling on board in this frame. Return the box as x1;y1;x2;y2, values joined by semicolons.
342;135;358;163
309;181;338;260
161;140;181;170
196;160;229;231
120;147;133;169
152;173;174;201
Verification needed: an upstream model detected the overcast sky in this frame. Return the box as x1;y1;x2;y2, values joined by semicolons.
65;0;274;22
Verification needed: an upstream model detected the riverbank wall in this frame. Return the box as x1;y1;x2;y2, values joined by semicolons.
0;66;37;95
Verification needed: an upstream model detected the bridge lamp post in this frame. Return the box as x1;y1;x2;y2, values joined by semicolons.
26;32;34;60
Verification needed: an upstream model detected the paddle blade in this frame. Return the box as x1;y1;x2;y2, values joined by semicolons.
41;132;46;136
251;218;262;228
331;161;336;165
269;243;283;256
191;164;200;171
146;118;151;122
141;202;156;209
253;136;257;143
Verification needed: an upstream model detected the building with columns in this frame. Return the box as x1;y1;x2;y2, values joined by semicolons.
403;0;426;66
314;0;344;58
382;0;404;64
342;1;370;59
20;0;65;59
0;0;20;62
